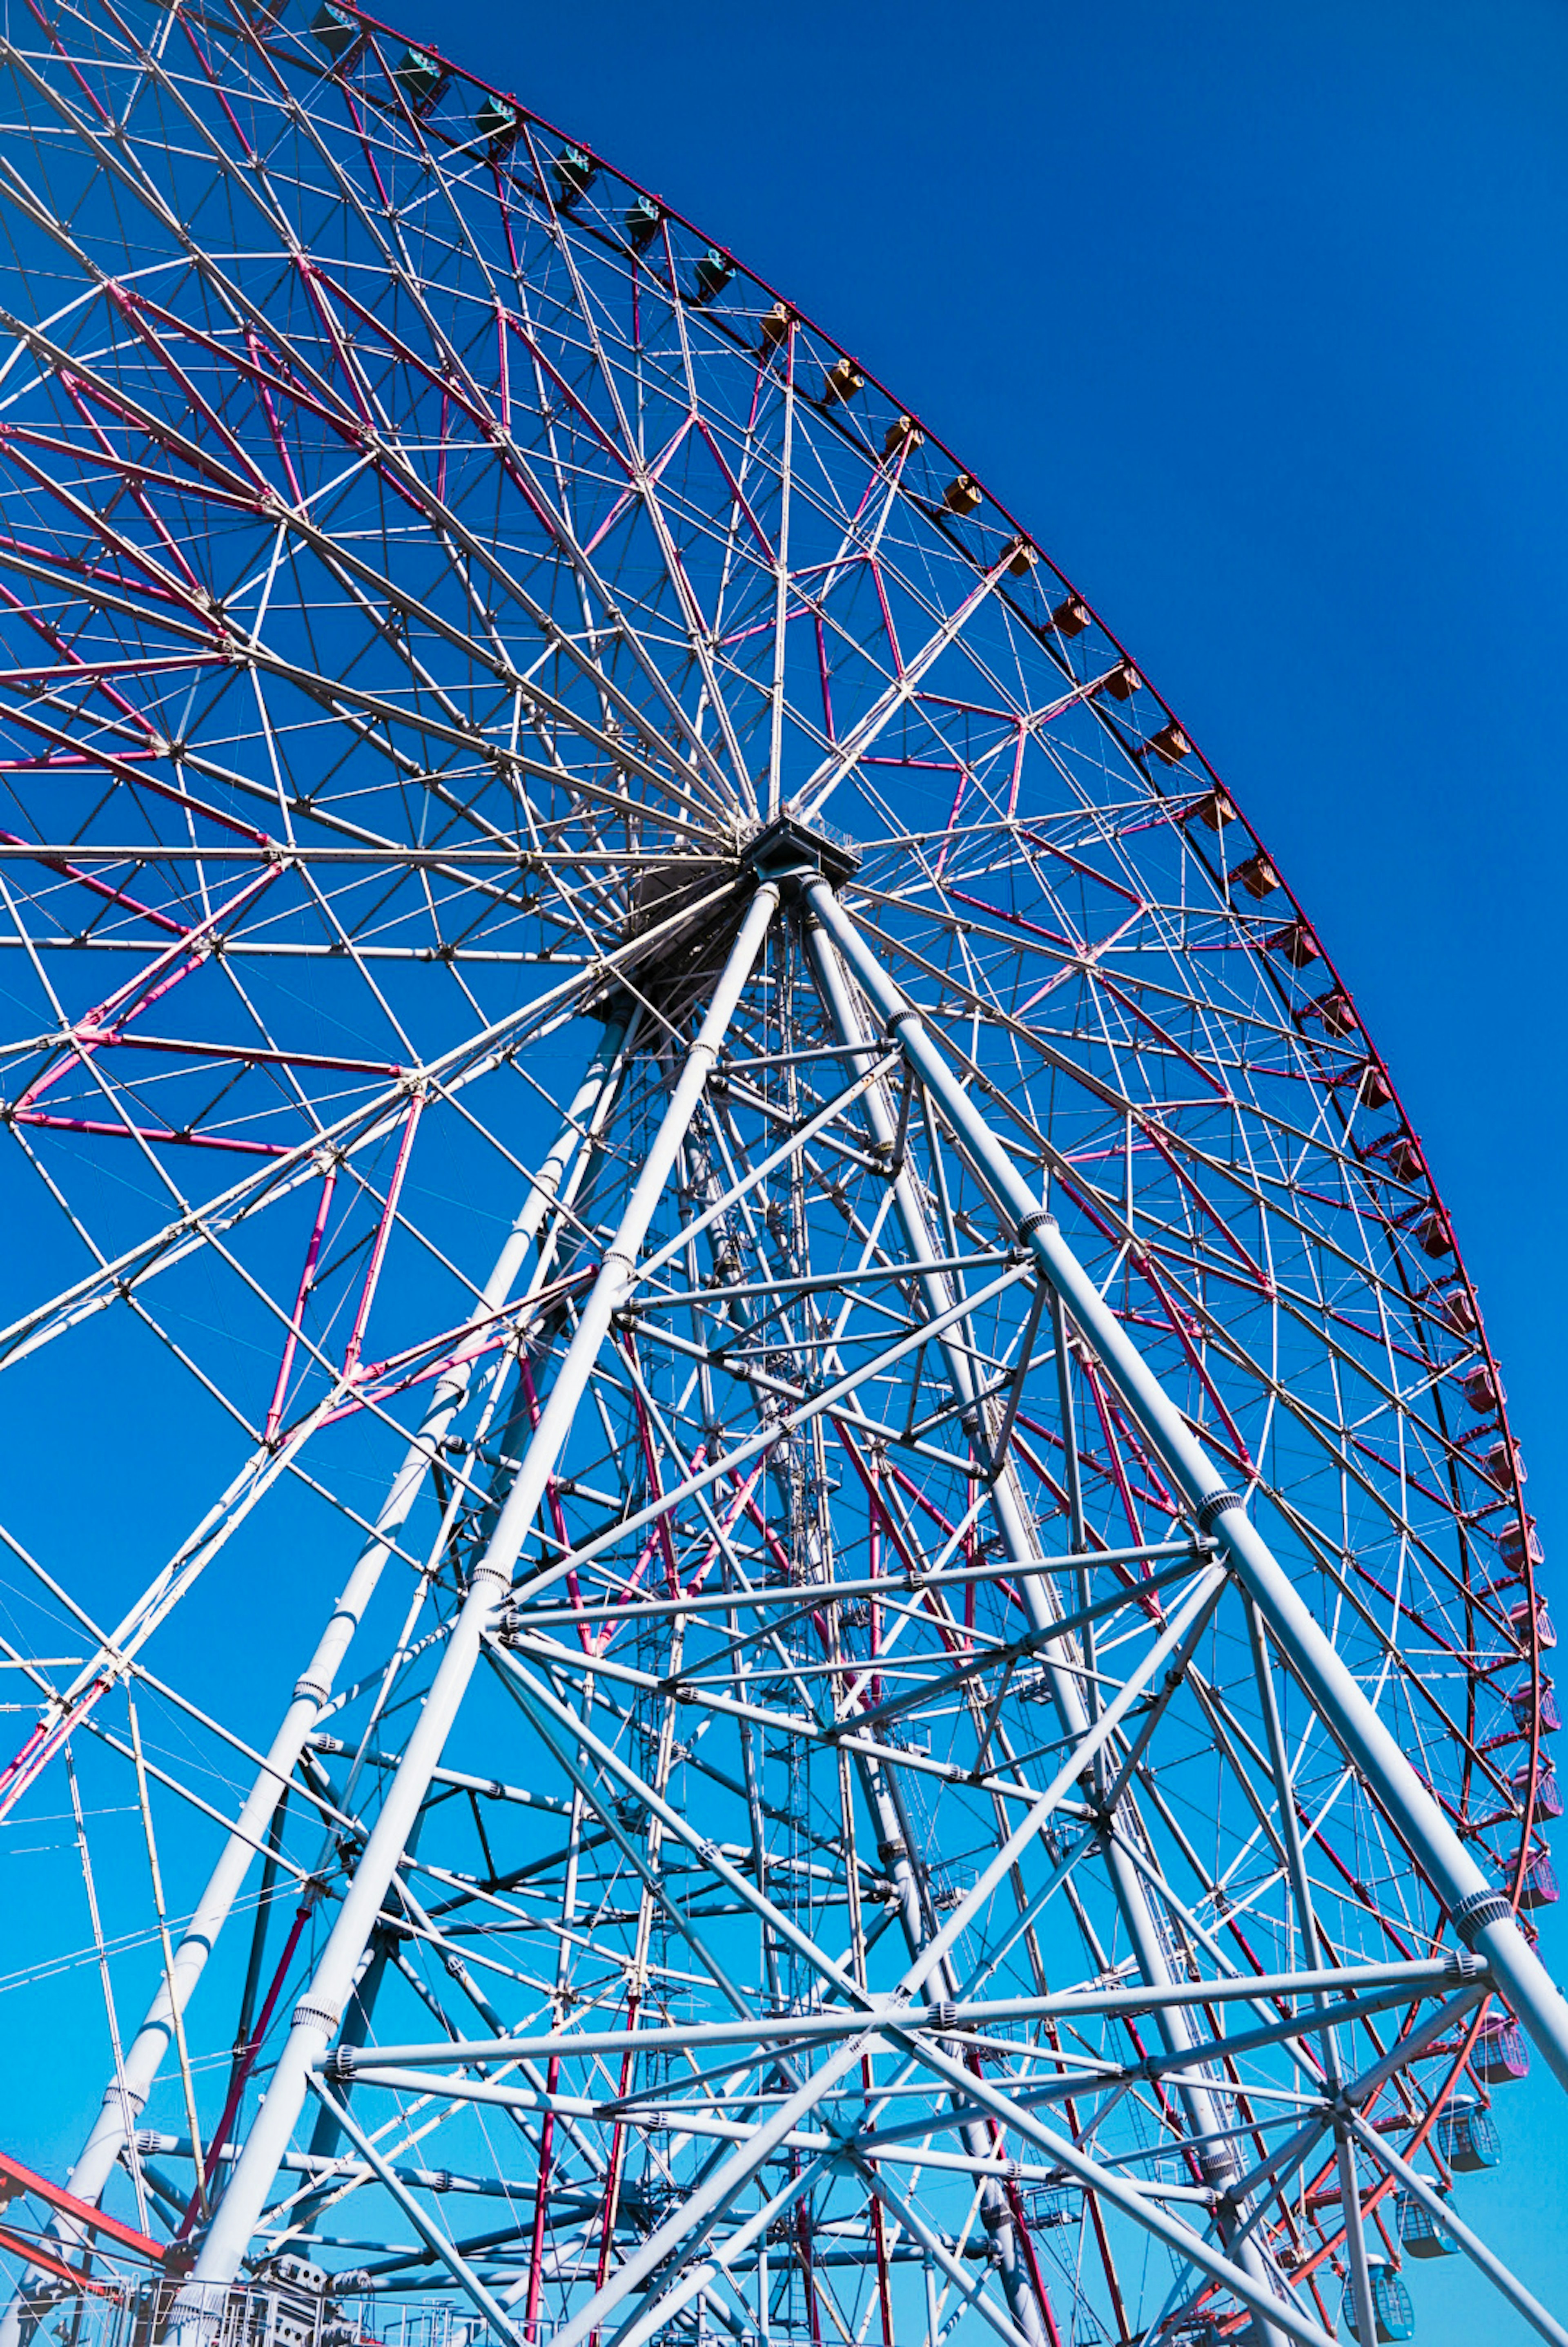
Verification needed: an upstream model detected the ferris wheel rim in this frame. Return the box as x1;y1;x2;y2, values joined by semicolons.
0;0;1528;1711
0;0;1540;1887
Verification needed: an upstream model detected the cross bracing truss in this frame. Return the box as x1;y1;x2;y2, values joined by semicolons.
0;10;1558;2347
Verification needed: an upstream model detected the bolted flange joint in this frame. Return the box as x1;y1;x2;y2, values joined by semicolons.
291;1998;340;2037
1194;1488;1245;1535
1450;1888;1513;1948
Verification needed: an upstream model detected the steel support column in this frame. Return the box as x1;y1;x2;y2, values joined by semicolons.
0;1016;636;2347
804;873;1568;2093
806;909;1288;2340
172;883;779;2324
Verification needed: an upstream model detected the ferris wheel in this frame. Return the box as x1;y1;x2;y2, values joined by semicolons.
0;9;1559;2347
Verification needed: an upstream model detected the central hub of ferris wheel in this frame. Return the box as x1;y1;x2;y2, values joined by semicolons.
740;812;863;891
611;815;860;1023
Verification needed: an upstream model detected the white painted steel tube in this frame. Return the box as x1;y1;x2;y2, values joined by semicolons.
175;886;777;2319
808;904;1281;2330
0;1018;635;2347
804;916;1053;2343
805;874;1568;2096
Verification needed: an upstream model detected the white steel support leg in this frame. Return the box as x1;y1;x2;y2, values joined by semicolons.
804;918;1058;2344
708;933;1054;2344
571;1120;1046;2337
804;874;1568;2093
806;913;1285;2336
176;882;779;2321
0;1016;636;2347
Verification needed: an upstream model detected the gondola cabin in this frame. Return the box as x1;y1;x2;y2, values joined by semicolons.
1434;2096;1501;2171
1398;2192;1455;2260
1341;2255;1414;2344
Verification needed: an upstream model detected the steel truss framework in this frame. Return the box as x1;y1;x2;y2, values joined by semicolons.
0;9;1559;2347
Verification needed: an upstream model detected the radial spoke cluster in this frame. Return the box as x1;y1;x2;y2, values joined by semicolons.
0;9;1554;2347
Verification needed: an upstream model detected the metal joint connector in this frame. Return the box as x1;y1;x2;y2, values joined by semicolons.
1016;1207;1056;1243
291;1999;341;2037
1445;1947;1490;1981
1450;1888;1512;1948
1194;1488;1244;1535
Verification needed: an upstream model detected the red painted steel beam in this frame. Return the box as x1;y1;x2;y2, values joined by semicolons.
0;2151;163;2262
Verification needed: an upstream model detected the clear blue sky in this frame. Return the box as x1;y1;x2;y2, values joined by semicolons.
380;0;1568;2334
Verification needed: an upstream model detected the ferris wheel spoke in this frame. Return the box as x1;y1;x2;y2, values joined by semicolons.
841;969;1486;1580
441;262;757;818
1257;1494;1516;1787
0;886;723;1376
53;275;737;832
792;556;1026;834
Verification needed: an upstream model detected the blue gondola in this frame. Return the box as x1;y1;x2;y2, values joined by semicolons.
1341;2255;1415;2343
310;1;357;60
474;95;518;153
625;195;662;252
553;146;597;207
392;48;447;114
1434;2095;1501;2171
1398;2191;1456;2259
